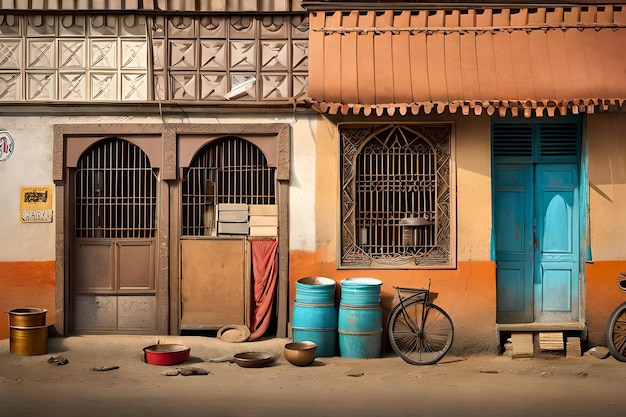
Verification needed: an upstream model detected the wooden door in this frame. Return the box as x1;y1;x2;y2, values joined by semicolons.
534;164;579;322
180;238;250;330
493;120;581;324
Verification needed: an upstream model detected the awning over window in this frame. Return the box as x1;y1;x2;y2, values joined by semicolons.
0;0;304;12
308;6;626;117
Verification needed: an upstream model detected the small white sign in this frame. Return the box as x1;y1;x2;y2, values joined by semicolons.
0;130;14;162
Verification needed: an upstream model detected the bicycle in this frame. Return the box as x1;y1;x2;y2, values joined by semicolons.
606;272;626;361
387;280;454;365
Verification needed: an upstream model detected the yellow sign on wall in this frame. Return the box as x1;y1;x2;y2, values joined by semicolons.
20;186;53;223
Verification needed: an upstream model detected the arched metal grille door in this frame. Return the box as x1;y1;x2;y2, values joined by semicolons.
182;136;276;236
72;137;159;334
180;136;277;331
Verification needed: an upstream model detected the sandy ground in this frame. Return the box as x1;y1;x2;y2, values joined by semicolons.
1;335;626;417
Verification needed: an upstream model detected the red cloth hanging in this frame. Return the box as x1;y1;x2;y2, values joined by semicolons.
248;239;279;341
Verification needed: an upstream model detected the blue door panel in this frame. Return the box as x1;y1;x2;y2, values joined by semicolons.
494;164;533;323
494;191;527;255
535;164;579;322
496;262;532;323
541;265;572;312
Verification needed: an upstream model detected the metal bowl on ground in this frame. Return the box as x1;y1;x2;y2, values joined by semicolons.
284;341;317;366
233;352;275;368
143;343;191;366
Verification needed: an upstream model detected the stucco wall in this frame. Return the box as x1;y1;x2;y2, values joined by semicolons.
4;110;623;353
288;114;499;355
0;112;317;340
585;113;626;346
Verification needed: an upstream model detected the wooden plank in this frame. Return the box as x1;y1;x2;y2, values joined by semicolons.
180;238;248;328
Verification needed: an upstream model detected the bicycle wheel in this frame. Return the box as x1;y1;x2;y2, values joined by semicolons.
606;301;626;362
387;299;454;365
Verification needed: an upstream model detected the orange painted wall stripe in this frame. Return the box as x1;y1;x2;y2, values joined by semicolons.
0;261;56;340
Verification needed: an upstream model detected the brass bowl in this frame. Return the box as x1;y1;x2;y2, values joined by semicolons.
233;352;275;368
284;341;317;366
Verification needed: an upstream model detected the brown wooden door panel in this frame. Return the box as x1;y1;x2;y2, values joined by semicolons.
74;240;115;293
180;238;250;329
118;241;155;292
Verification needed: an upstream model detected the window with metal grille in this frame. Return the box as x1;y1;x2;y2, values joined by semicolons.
341;124;453;268
75;137;157;239
181;136;276;236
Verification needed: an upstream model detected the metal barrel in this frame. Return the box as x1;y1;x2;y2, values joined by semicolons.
338;278;382;358
8;308;48;355
291;277;338;357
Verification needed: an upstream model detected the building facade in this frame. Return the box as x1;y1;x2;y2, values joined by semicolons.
1;0;626;355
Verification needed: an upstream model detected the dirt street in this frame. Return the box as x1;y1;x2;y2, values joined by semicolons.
1;335;625;417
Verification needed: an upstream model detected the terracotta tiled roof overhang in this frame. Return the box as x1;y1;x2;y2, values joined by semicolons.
307;5;626;117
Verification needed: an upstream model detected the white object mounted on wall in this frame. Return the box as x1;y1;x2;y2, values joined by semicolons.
224;76;256;100
0;130;14;162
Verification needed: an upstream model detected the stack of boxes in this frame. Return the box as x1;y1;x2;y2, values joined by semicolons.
217;203;249;235
249;204;278;237
216;204;278;237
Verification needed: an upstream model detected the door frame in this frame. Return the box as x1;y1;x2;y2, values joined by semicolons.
53;123;291;337
491;115;588;327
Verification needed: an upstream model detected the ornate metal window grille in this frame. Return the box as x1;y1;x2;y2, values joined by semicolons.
181;137;276;236
341;124;452;268
75;137;157;239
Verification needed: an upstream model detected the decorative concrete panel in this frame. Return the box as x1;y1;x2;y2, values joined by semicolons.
262;74;287;99
91;39;116;68
59;40;85;68
26;15;55;36
199;16;225;37
122;72;147;101
0;17;21;36
118;296;157;330
0;72;21;100
152;39;165;70
27;40;54;68
230;40;256;71
200;72;227;100
121;40;146;68
0;41;21;68
58;15;86;36
153;74;165;100
1;14;307;104
168;16;195;38
293;40;308;71
59;72;86;100
27;71;55;100
260;16;288;38
89;15;117;37
261;41;288;71
170;40;195;68
171;72;196;100
90;72;117;100
120;15;146;37
75;295;117;330
200;40;226;70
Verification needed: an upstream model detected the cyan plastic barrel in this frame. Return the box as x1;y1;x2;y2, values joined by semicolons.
291;277;338;357
338;277;383;358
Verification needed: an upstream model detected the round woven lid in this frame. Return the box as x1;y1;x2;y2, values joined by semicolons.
217;325;251;343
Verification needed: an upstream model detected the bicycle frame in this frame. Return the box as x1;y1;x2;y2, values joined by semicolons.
393;281;432;334
387;279;454;365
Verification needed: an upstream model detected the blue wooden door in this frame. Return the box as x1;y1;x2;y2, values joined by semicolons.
493;121;580;324
534;164;579;322
494;164;534;323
